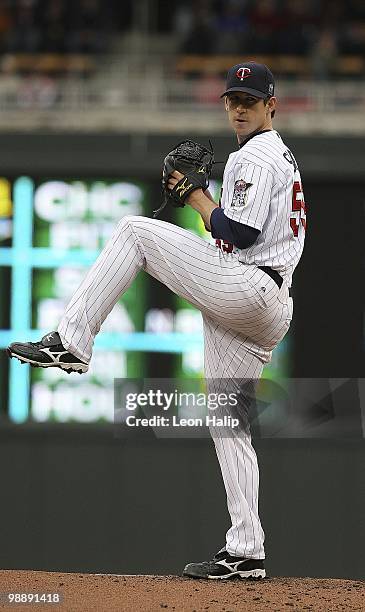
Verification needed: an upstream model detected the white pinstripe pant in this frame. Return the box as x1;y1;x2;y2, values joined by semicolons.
58;215;292;559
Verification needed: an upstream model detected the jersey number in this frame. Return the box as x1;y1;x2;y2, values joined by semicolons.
215;239;233;253
290;181;306;237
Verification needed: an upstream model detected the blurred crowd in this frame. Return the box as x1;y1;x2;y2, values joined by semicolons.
0;0;130;54
173;0;365;57
0;0;364;59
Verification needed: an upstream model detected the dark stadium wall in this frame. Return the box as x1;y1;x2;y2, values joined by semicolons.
0;426;364;580
292;179;365;378
0;133;364;179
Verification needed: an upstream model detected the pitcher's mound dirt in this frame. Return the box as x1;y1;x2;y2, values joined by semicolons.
0;571;363;611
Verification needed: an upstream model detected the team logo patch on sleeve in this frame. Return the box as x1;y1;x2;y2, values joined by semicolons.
231;180;252;207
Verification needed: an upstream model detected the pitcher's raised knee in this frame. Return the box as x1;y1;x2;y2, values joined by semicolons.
117;214;144;228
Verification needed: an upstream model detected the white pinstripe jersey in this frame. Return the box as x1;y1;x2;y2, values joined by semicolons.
221;130;306;283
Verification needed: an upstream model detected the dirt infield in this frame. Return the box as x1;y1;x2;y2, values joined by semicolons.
0;571;363;611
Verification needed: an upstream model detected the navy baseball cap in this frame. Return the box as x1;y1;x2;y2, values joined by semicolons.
221;62;275;99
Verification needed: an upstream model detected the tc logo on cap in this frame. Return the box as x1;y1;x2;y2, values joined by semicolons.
236;67;251;80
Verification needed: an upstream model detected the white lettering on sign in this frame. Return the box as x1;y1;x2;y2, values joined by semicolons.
34;181;144;222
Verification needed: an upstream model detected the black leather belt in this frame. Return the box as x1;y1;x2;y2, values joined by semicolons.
258;266;292;297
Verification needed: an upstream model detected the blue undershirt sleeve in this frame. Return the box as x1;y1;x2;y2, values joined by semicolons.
210;207;260;249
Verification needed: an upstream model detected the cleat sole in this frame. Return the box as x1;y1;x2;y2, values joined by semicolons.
7;351;88;374
239;569;266;580
184;569;266;580
207;569;266;581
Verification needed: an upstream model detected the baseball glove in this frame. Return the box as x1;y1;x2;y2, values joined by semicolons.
153;140;215;218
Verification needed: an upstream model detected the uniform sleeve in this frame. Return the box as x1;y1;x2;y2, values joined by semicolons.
223;163;274;231
210;207;260;249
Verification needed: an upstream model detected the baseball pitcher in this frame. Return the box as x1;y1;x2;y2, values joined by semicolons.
8;62;306;580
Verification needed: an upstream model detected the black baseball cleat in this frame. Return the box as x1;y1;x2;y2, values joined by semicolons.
183;550;266;580
7;331;88;374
